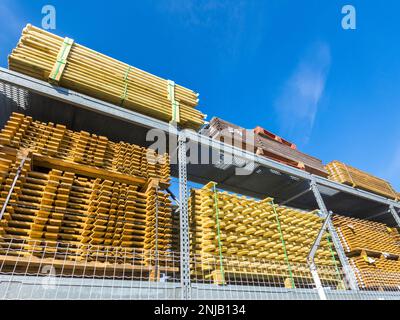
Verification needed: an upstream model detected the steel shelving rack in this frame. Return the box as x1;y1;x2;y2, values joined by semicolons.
0;67;399;300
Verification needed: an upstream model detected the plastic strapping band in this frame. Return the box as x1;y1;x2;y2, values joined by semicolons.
271;200;295;288
120;66;131;107
167;80;180;124
326;234;343;283
49;37;74;84
384;181;397;199
212;183;225;285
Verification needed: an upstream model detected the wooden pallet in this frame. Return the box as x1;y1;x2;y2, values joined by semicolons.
201;117;328;177
254;126;297;150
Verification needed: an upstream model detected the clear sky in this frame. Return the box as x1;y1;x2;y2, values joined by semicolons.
1;0;399;190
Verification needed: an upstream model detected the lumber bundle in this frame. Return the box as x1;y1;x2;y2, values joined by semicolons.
200;117;328;177
0;111;177;279
9;24;205;130
333;215;400;257
326;161;397;200
349;256;400;290
0;113;170;184
0;148;175;277
254;126;297;150
189;183;342;286
333;215;400;290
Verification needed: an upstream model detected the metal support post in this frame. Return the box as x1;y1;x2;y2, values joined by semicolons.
307;211;332;300
389;205;400;227
178;132;191;300
154;186;159;281
310;179;359;291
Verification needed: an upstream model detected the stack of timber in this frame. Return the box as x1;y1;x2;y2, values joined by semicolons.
326;161;397;200
189;183;342;287
254;126;297;150
0;120;177;280
0;113;170;184
333;215;400;290
8;24;205;130
200;117;328;177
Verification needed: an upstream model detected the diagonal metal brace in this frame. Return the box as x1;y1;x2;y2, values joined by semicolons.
307;211;332;300
280;187;311;206
308;211;332;266
0;155;29;221
310;179;359;291
166;187;180;207
389;205;400;228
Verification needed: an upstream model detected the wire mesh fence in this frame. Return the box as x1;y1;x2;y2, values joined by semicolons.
190;253;345;300
0;237;400;300
0;237;181;300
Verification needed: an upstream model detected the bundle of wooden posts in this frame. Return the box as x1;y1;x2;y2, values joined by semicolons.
189;183;342;287
0;113;170;184
333;215;400;290
326;161;398;200
0;115;178;280
200;117;328;177
8;24;205;130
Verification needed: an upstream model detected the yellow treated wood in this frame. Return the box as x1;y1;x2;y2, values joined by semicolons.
9;25;205;129
326;161;398;200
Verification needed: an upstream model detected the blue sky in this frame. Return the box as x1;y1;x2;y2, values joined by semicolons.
1;0;399;190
